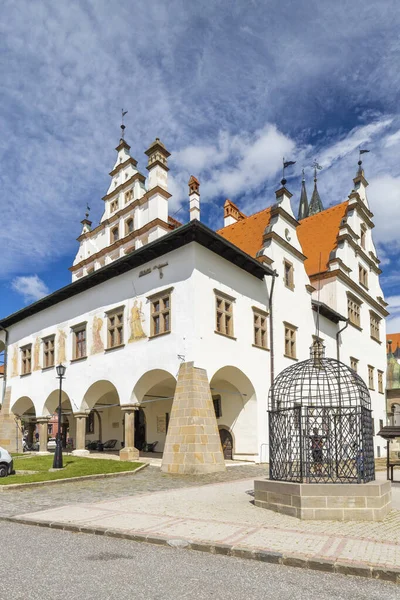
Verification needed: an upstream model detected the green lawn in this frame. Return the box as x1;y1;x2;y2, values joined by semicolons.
0;455;143;485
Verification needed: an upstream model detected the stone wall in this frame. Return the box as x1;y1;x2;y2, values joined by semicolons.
0;387;18;452
254;479;392;521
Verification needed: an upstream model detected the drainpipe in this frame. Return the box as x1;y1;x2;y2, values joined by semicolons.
336;319;349;362
268;270;278;410
0;325;9;408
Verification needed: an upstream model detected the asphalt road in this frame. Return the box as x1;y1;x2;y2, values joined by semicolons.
0;521;398;600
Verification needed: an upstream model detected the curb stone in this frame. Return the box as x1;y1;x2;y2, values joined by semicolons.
3;516;399;585
0;463;148;490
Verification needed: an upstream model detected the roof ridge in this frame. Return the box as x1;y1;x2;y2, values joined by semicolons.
301;200;348;223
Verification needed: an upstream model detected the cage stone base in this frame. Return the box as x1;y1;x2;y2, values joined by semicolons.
254;479;391;521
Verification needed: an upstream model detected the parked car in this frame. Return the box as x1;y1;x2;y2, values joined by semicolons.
0;446;14;477
47;438;57;451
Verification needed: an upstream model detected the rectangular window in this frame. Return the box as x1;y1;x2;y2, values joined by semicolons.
359;264;368;288
110;199;119;213
111;226;119;243
42;336;55;368
73;326;87;360
253;308;268;349
284;260;294;290
378;370;384;394
350;357;359;372
125;218;134;235
150;291;171;337
370;312;381;342
284;323;297;359
21;345;32;375
347;295;361;328
360;226;366;250
368;365;375;390
124;190;133;204
215;292;234;337
213;395;222;419
107;308;124;348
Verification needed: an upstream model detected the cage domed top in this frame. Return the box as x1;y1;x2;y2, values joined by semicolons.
269;342;371;411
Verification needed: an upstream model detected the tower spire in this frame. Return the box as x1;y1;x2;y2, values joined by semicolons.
308;161;324;216
352;149;370;204
297;168;309;220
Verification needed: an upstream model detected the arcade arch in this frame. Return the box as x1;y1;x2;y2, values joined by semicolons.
210;366;257;460
80;380;122;451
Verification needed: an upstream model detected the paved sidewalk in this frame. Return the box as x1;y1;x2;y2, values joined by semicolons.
10;471;400;581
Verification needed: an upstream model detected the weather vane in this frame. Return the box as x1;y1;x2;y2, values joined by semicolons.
281;157;296;185
85;203;90;220
121;109;128;139
358;147;370;167
313;160;323;181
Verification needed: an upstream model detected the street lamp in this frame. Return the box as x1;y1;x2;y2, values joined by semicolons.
53;363;66;469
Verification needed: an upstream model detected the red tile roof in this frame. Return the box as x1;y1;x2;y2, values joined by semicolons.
387;333;400;349
217;201;348;277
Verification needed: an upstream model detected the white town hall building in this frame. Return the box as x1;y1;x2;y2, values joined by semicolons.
0;134;389;472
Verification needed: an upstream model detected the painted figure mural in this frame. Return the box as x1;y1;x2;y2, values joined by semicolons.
129;301;146;342
91;316;104;354
57;329;67;363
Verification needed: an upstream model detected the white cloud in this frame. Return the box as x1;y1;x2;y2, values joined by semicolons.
11;275;49;304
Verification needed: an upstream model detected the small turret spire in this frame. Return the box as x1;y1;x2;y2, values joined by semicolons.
297;169;309;220
308;161;324;216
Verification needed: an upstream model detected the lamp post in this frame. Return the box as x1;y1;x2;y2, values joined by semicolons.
53;364;66;469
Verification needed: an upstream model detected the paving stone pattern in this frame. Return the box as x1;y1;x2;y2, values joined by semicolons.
0;464;266;517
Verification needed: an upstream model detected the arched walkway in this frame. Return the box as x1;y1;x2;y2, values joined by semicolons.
11;396;36;450
210;366;257;461
43;390;74;450
131;369;176;453
80;380;122;451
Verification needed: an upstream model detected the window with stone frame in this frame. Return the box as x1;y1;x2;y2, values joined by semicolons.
21;344;32;375
284;323;297;359
110;199;119;213
106;308;124;348
72;324;87;360
124;190;133;204
283;259;294;290
378;370;384;394
360;225;367;250
358;264;368;288
370;311;381;342
350;356;359;372
253;308;268;349
213;395;222;419
125;218;134;236
347;294;361;328
42;335;55;369
111;225;119;243
149;289;172;337
215;291;235;338
368;365;375;390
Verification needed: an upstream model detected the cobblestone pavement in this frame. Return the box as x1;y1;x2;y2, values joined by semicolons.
0;463;266;517
10;476;400;574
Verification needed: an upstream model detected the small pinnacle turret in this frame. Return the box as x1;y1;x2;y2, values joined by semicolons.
308;162;324;216
297;169;309;220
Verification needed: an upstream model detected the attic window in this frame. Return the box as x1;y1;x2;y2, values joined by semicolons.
125;218;134;235
110;199;119;213
111;226;119;243
360;225;366;250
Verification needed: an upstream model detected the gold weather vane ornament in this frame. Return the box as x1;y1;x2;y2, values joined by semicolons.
281;157;296;185
121;109;128;139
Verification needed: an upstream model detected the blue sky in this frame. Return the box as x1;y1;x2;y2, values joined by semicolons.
1;0;400;331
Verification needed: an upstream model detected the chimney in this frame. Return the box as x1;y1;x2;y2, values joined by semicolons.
188;176;200;221
223;199;246;227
